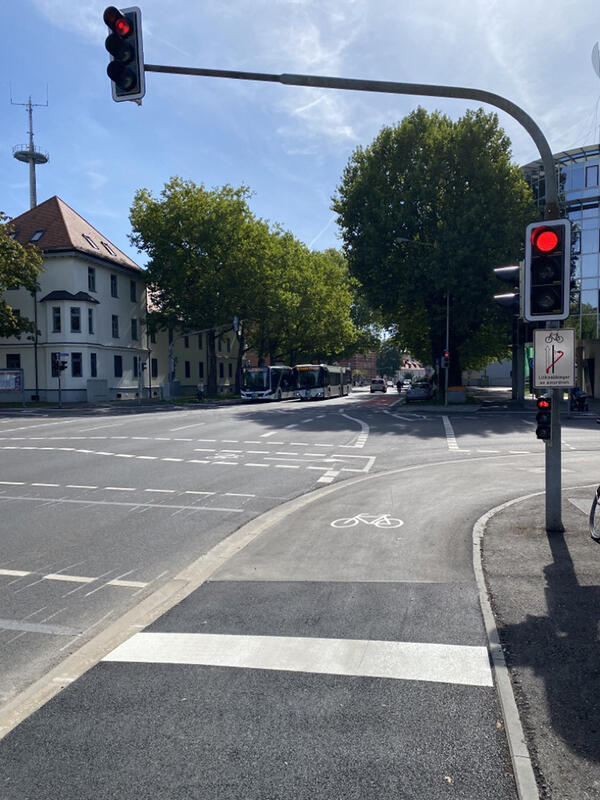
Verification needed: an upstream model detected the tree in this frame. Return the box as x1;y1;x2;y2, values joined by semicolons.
130;178;264;393
332;107;537;385
0;212;43;338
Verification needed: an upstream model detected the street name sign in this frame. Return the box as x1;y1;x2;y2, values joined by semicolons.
533;328;575;388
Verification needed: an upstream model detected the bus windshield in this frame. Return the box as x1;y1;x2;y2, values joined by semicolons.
243;368;269;390
295;367;321;388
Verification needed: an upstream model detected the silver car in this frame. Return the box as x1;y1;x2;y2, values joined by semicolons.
370;378;387;393
405;381;434;402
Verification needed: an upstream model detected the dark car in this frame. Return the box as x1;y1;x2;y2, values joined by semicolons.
405;381;434;402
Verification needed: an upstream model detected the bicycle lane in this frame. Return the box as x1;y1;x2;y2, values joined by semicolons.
0;454;556;800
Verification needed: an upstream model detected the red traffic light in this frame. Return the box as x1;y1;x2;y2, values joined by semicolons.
537;397;551;409
103;6;131;36
531;226;560;253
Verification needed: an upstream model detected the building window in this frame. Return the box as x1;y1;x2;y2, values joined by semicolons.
82;234;99;250
112;315;119;338
52;307;61;333
198;333;203;349
111;274;118;297
226;337;231;353
151;358;158;378
131;318;138;340
88;308;94;334
586;164;599;187
88;267;96;292
90;352;97;377
185;360;191;378
184;335;189;348
6;354;20;369
133;356;139;378
70;307;81;333
219;362;224;378
114;355;123;377
198;362;204;379
29;229;45;242
228;363;233;378
102;241;116;256
130;280;137;302
71;352;82;378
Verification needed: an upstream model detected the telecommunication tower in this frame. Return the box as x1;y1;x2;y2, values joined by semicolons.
11;91;49;209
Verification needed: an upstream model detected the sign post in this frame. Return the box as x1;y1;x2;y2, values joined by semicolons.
533;327;575;532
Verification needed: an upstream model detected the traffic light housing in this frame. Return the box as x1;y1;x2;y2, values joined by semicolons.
103;6;145;104
524;219;571;322
493;265;521;311
441;349;449;368
535;396;552;441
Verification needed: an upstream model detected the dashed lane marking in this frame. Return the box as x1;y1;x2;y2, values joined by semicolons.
442;415;470;453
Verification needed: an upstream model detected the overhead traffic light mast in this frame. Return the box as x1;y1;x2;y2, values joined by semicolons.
103;6;145;104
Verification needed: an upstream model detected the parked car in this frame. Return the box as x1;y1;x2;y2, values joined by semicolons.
405;381;434;402
370;378;387;393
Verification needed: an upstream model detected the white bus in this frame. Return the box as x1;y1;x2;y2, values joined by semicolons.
293;364;351;400
241;365;296;401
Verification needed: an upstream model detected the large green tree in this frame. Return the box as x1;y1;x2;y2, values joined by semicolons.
129;178;362;390
332;107;537;384
0;212;43;338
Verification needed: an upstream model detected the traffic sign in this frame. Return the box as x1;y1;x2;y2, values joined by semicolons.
533;328;575;388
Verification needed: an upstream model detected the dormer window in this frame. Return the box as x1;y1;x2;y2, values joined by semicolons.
30;229;45;242
102;241;116;256
82;234;100;250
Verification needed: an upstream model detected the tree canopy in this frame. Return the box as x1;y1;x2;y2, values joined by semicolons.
332;107;537;383
129;177;362;387
0;212;43;338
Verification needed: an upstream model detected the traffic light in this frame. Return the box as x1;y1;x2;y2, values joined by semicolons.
103;6;145;104
535;396;552;441
524;219;571;322
493;265;521;311
441;349;449;368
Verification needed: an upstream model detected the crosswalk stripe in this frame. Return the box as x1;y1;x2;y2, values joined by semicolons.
103;632;493;687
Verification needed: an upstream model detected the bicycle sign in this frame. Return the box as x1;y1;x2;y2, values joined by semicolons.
533;328;575;388
330;513;403;529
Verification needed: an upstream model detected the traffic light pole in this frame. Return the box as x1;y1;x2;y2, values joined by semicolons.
545;321;564;532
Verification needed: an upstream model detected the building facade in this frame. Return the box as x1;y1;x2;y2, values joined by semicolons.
522;144;600;395
0;197;239;403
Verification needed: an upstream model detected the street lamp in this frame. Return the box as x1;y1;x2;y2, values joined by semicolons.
394;237;450;403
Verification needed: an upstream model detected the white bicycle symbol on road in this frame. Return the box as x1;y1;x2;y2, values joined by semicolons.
330;513;403;529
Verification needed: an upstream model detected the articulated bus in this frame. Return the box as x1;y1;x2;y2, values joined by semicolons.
241;365;296;401
293;364;352;400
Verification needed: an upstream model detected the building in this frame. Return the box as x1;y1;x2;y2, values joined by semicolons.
0;197;239;403
522;144;600;395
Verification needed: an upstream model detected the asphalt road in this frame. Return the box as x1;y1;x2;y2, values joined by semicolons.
1;389;599;798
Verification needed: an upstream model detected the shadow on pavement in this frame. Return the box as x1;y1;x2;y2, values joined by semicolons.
483;493;600;799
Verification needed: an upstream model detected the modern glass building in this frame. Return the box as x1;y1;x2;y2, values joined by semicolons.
522;144;600;395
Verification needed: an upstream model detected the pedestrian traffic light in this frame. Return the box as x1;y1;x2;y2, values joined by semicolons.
493;265;521;311
103;5;145;104
524;219;571;322
535;396;552;441
441;349;449;368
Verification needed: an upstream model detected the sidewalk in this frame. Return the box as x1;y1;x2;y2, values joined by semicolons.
481;491;600;800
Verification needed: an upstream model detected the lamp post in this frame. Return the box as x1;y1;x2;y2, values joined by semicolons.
395;237;448;401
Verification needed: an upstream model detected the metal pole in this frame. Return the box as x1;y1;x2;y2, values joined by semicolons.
444;290;450;406
145;65;559;217
545;321;564;532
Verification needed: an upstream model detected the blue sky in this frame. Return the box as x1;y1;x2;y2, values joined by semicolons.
3;0;600;267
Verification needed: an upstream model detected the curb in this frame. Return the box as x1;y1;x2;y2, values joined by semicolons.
472;495;542;800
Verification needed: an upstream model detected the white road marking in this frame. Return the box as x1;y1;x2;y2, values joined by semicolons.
43;573;95;584
66;485;97;489
0;569;30;577
260;431;278;437
441;415;469;452
169;422;206;432
103;632;493;687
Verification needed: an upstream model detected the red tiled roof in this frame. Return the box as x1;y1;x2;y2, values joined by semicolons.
7;196;142;272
